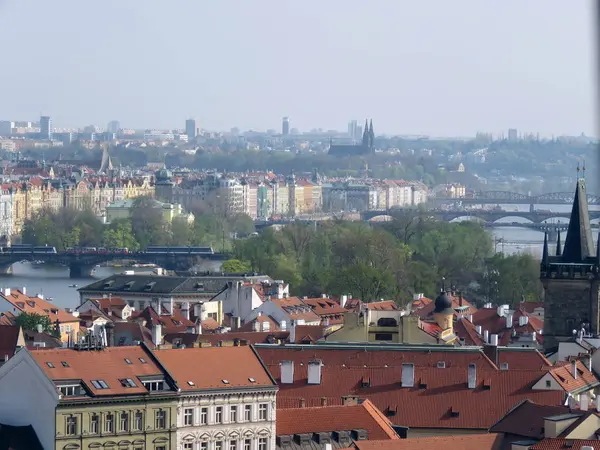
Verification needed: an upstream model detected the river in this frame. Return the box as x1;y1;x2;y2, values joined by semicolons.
4;203;598;310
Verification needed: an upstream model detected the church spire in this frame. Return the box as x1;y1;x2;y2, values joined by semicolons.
596;232;600;266
362;119;369;147
556;230;562;256
542;231;549;265
562;178;594;262
368;119;374;149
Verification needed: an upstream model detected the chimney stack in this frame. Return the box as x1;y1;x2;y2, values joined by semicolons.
468;364;477;389
290;321;296;343
308;360;323;385
299;398;306;408
340;295;347;308
490;334;498;346
181;302;190;321
151;324;162;346
571;360;578;379
281;360;294;384
475;325;482;334
505;311;514;329
321;397;328;407
401;363;415;387
519;315;529;326
21;287;26;296
483;329;489;343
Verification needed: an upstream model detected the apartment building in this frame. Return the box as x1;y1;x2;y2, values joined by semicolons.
151;346;278;450
0;345;178;450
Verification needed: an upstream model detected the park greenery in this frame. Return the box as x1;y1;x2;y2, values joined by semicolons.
21;196;255;252
233;210;542;307
14;312;56;335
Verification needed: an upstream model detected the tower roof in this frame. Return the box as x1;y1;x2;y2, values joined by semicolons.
562;179;594;263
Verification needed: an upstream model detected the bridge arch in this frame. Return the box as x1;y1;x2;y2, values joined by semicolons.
492;216;534;224
539;217;571;225
449;216;486;223
368;215;394;222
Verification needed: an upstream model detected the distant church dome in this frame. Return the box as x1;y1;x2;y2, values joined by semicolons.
155;165;172;182
434;290;453;314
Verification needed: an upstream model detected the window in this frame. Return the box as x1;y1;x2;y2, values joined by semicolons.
65;416;77;436
200;443;208;450
124;358;132;364
139;357;147;364
244;439;251;450
90;414;99;434
230;405;238;423
134;411;143;430
546;380;552;388
46;362;55;368
259;403;268;420
105;413;114;433
156;447;166;450
59;385;81;396
184;444;193;450
230;441;237;450
258;438;268;450
143;380;164;391
120;378;137;388
244;405;252;421
215;406;223;423
374;333;393;341
91;380;109;389
200;407;208;424
155;409;166;429
184;408;194;426
216;441;223;450
120;412;129;432
61;361;70;367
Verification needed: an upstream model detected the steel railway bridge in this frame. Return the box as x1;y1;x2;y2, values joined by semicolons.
433;191;600;206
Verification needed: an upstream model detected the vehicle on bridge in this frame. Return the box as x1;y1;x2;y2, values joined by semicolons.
1;244;58;254
145;246;214;255
65;247;130;255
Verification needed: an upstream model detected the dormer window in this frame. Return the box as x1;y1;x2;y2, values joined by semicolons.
59;384;83;396
123;281;134;291
143;380;164;391
143;282;156;291
120;378;137;388
437;361;446;369
91;380;109;389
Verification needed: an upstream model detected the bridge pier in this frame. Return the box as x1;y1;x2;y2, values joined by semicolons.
69;263;95;279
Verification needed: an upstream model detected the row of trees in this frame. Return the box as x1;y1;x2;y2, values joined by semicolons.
21;197;255;252
233;210;541;307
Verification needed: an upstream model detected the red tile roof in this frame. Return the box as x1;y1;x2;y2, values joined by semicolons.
412;294;477;319
164;331;290;347
530;439;600;449
256;346;564;430
131;306;194;334
302;298;347;324
238;315;280;332
30;346;164;397
519;302;544;314
470;308;543;346
0;326;20;360
353;435;503;450
293;325;328;343
548;360;599;393
277;400;398;440
277;400;399;440
1;290;78;324
270;297;321;323
151;346;275;390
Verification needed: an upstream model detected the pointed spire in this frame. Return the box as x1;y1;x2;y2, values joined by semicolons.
596;232;600;266
362;119;369;147
556;229;562;256
542;231;549;264
562;179;595;262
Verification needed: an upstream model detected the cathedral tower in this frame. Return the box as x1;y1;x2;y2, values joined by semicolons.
541;177;600;351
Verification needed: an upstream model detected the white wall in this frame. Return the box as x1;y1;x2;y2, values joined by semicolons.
0;350;58;450
176;390;277;450
211;284;263;322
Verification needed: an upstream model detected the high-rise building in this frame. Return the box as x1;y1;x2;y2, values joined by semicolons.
40;116;52;140
107;120;120;134
355;125;363;142
185;118;196;140
282;117;290;136
508;128;518;141
348;120;358;140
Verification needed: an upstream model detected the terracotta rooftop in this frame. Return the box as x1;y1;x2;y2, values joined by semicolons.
270;297;321;323
131;306;194;334
302;298;347;324
277;400;398;440
238;315;281;333
293;325;328;343
150;346;275;390
164;331;289;347
548;360;599;393
0;326;21;360
530;439;600;449
519;301;544;315
30;346;165;397
1;290;78;324
256;345;565;430
411;293;477;319
345;300;399;313
352;434;503;450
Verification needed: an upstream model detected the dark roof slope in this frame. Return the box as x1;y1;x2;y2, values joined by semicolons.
488;399;571;438
562;179;595;263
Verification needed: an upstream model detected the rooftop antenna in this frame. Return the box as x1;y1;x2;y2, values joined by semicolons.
577;161;581;179
582;159;586;180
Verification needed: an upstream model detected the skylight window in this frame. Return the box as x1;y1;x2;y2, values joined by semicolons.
61;361;70;367
139;357;147;364
120;378;137;388
124;358;132;365
46;362;55;368
91;380;109;389
187;381;195;386
222;379;230;384
248;377;256;383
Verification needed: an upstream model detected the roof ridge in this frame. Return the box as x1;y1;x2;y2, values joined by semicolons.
361;399;400;440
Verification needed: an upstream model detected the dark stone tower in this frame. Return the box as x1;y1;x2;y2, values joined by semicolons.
541;178;600;351
362;119;369;147
368;119;375;150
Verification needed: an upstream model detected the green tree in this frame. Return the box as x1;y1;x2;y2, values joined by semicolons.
102;219;139;250
130;196;167;249
15;312;53;333
221;259;252;273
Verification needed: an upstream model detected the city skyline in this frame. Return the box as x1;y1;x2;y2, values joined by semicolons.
0;0;595;136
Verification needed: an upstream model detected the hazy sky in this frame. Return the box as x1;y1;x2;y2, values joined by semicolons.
0;1;596;136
